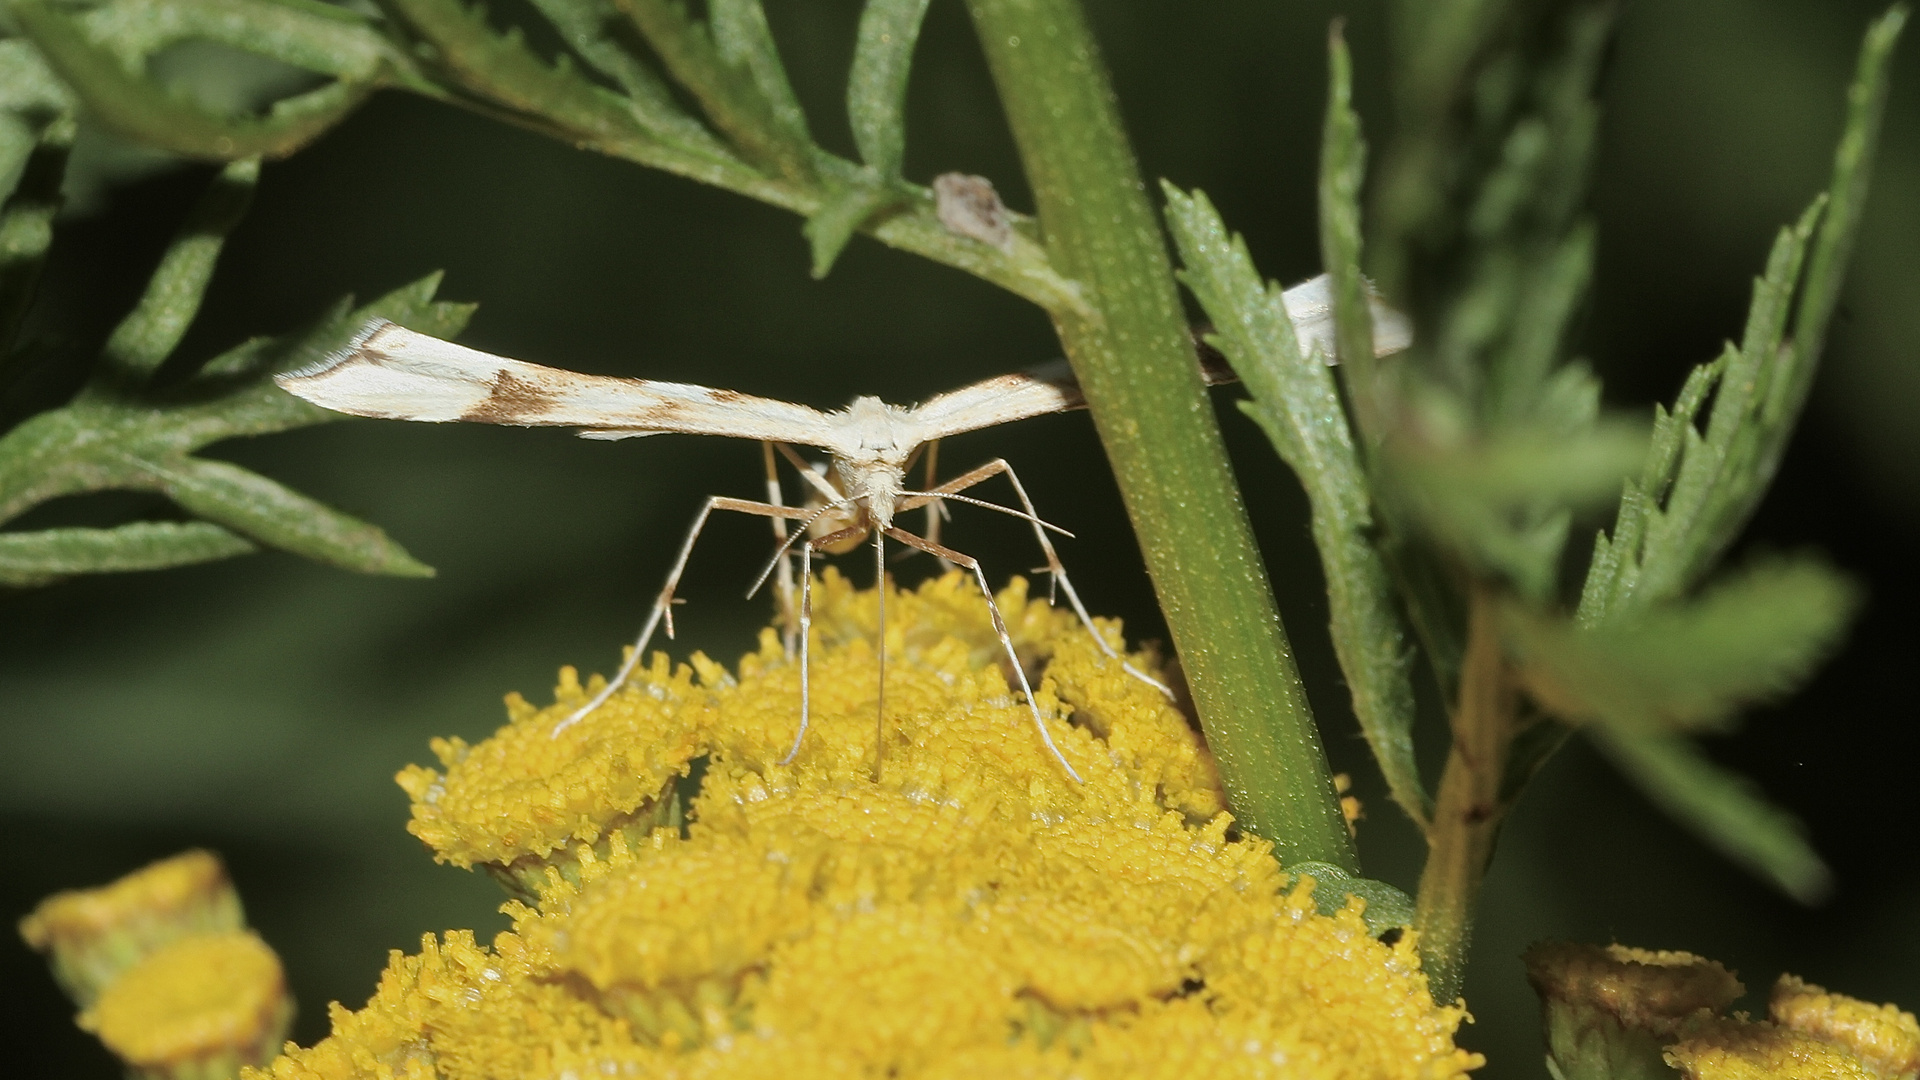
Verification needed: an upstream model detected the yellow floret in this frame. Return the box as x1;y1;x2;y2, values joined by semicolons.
1770;975;1920;1078
250;573;1478;1080
81;930;291;1079
20;849;242;1006
1666;1015;1881;1080
1524;941;1744;1037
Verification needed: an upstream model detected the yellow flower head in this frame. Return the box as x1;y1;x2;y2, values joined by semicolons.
80;930;293;1080
21;851;294;1080
1524;941;1744;1039
256;572;1482;1080
1768;975;1920;1079
1665;1015;1883;1080
20;849;243;1007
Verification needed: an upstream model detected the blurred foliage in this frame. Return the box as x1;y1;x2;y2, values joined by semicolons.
1;1;1917;1078
1167;2;1902;998
0;70;474;584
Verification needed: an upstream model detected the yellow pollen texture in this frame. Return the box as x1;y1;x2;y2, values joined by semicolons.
83;930;289;1068
253;571;1481;1080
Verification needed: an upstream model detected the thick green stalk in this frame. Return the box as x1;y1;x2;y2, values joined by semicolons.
962;0;1355;868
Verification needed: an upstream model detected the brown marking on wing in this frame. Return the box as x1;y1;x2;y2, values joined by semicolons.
461;370;561;423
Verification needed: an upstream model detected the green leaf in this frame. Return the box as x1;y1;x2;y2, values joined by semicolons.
1162;181;1429;829
76;0;408;84
708;0;810;146
523;0;718;148
1791;5;1907;400
1389;417;1647;597
0;111;72;364
1586;10;1906;618
149;456;432;577
619;0;813;182
104;157;259;380
1590;725;1831;903
803;175;903;279
0;270;471;581
1512;559;1859;734
386;0;735;176
0;520;255;586
1317;24;1381;440
10;0;371;160
846;0;930;177
1287;862;1417;936
1630;203;1823;607
1396;421;1648;509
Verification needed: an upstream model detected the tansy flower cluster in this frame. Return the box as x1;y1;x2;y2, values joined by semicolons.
249;570;1481;1080
1526;942;1920;1080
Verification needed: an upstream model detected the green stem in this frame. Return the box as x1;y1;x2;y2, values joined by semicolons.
1413;589;1517;1002
962;0;1354;869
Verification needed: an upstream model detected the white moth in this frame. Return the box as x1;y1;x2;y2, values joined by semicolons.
276;274;1407;781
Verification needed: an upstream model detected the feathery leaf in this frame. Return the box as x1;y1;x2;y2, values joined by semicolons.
1163;181;1428;829
1514;558;1859;734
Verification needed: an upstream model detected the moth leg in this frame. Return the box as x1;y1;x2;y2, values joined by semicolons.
554;494;810;737
921;438;952;558
774;520;867;767
904;458;1175;701
779;542;817;766
763;441;798;656
884;526;1083;783
873;529;889;780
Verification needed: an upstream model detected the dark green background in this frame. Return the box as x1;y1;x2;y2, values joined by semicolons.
5;2;1917;1075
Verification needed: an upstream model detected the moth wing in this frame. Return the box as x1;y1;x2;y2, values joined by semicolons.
276;321;839;446
1281;272;1414;364
907;347;1243;441
907;359;1086;441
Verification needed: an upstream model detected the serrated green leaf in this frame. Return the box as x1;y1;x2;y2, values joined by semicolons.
148;455;432;577
104;157;258;380
1591;726;1831;903
1632;203;1823;606
1587;11;1905;622
803;175;902;278
0;520;255;585
1162;181;1429;829
846;0;929;177
10;0;370;160
1512;558;1858;734
1287;862;1417;936
1578;354;1724;625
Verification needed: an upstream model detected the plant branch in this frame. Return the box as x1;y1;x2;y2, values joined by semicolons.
1414;588;1518;1003
961;0;1355;867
